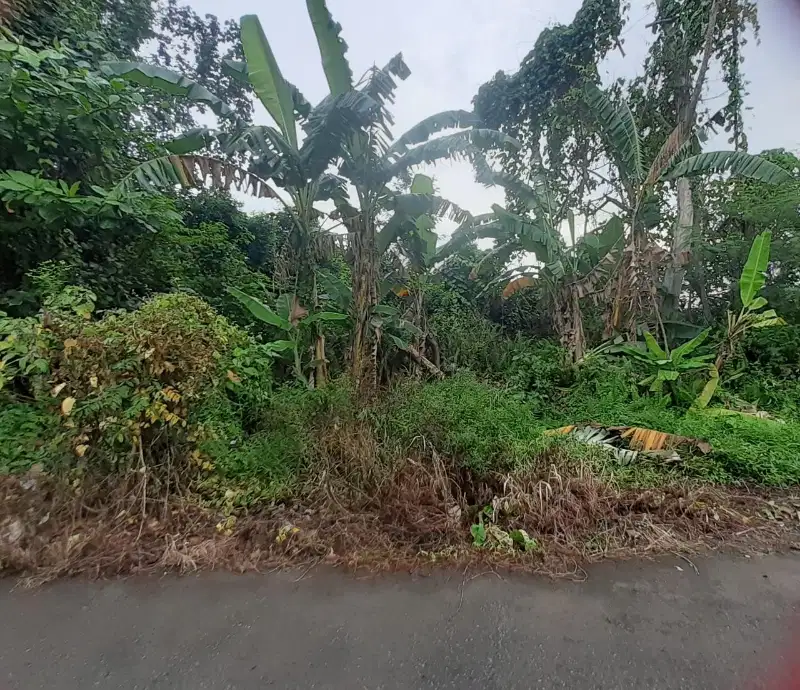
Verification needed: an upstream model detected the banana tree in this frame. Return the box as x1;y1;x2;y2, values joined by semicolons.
582;84;793;338
102;11;367;387
299;6;520;396
716;231;785;373
373;173;474;372
436;162;624;361
106;1;518;397
227;287;348;388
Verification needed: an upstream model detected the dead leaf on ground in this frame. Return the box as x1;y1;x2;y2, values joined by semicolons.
61;397;76;416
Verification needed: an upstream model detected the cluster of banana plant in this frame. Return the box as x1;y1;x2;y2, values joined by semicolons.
227;287;347;388
102;1;518;393
716;231;785;373
618;329;714;402
613;230;784;408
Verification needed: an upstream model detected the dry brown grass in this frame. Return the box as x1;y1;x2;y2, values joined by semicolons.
2;421;799;585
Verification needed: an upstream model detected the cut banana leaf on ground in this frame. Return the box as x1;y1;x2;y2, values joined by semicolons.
547;424;711;462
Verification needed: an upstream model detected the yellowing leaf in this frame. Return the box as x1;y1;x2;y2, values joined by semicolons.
545;425;575;436
89;375;98;388
63;338;78;350
226;370;241;383
75;444;89;457
502;276;535;300
52;382;67;396
61;396;76;416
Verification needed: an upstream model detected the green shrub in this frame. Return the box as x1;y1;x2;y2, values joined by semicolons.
195;379;354;502
504;339;573;403
381;374;548;474
430;308;512;375
673;411;800;486
0;398;65;473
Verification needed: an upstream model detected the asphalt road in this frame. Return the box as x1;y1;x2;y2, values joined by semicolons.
2;554;799;689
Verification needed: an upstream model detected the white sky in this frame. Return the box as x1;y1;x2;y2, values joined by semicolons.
186;0;800;234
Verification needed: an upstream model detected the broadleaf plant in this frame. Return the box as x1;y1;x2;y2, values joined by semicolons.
716;231;785;373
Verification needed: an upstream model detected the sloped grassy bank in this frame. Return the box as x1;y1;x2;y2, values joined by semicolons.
3;363;800;583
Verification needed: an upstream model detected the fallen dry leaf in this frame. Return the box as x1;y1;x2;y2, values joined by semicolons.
61;397;76;416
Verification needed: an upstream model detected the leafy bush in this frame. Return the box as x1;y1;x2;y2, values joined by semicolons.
504;339;572;402
742;324;800;378
429;308;510;375
381;374;548;474
0;398;65;473
0;293;289;492
674;411;800;486
38;294;237;470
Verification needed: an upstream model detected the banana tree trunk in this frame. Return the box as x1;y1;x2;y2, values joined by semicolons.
407;282;428;377
554;286;585;362
311;272;327;388
349;215;378;398
663;177;694;314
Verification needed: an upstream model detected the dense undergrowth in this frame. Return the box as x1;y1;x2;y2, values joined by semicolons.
2;1;800;580
3;292;800;582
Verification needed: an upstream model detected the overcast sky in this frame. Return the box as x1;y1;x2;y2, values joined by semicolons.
185;0;800;227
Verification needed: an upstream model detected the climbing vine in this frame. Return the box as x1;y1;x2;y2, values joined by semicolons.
473;0;627;213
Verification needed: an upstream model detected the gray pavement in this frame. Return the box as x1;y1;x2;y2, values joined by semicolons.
1;554;799;689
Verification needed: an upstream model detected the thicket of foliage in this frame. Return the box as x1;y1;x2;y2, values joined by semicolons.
2;0;800;520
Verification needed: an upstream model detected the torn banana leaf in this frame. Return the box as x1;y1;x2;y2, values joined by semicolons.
547;424;711;460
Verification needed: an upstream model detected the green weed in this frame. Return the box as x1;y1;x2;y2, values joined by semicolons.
0;398;65;473
380;374;549;474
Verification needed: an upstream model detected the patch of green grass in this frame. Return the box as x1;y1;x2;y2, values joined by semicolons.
551;360;800;486
379;374;550;474
673;411;800;486
195;380;355;500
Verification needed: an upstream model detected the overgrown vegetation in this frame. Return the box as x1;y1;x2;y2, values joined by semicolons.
2;0;800;581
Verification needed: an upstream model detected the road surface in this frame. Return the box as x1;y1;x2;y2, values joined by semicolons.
2;554;799;689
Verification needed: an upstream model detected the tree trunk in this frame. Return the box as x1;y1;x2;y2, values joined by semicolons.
554;286;585;361
664;177;694;315
349;215;378;399
665;0;720;312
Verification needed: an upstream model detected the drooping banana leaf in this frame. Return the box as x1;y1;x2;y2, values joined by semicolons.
433;214;504;261
664;152;793;185
305;0;353;96
240;15;298;148
584;84;644;184
101;61;233;118
163;128;218;155
492;204;561;265
470;242;520;280
387;110;481;157
391;193;472;225
115;155;280;199
749;309;785;328
473;156;553;217
385;129;521;178
643;120;693;187
376;212;409;256
739;231;772;307
358;53;411;145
